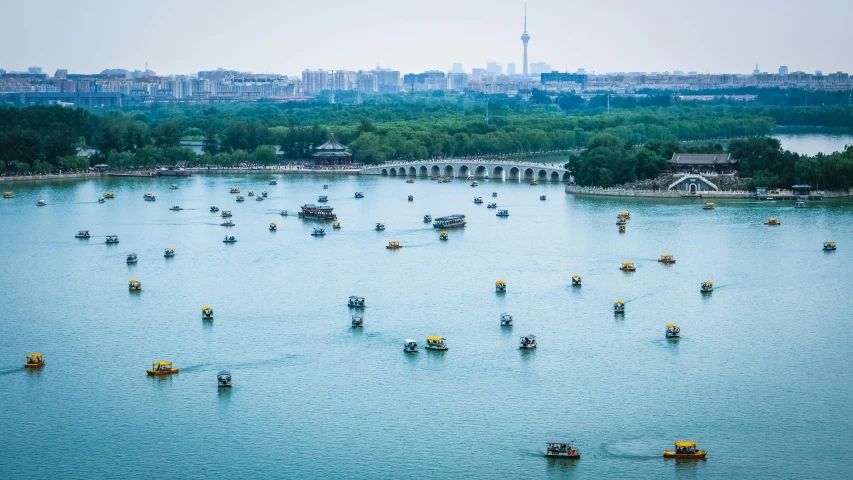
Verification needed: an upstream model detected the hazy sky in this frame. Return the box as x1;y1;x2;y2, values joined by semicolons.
2;0;851;76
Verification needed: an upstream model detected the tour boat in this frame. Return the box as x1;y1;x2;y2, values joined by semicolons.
439;231;449;240
467;175;475;180
348;296;365;308
572;275;581;286
492;192;497;197
223;235;237;243
500;313;513;326
318;195;328;202
3;191;13;198
545;442;580;459
170;184;178;190
202;306;214;320
406;178;414;183
386;240;402;250
471;180;478;187
703;202;715;210
796;199;806;208
217;370;232;387
269;180;277;185
25;353;44;368
147;361;179;376
164;247;175;258
620;261;635;272
474;197;483;204
221;220;235;227
248;190;254;197
323;185;329;189
614;300;625;314
129;279;142;291
210;205;219;212
98;197;105;203
127;253;138;264
311;228;326;236
658;254;676;264
663;441;707;459
497;209;509;217
540;195;547;201
701;281;713;293
351;316;364;328
519;335;537;349
375;222;385;230
221;210;232;217
408;195;414;201
404;339;419;353
355;192;364;198
487;202;497;208
75;230;90;239
299;204;337;221
104;192;115;199
261;191;267;197
106;235;120;244
169;205;183;211
332;221;341;229
496;280;506;292
143;193;156;201
666;324;680;338
264;222;275;232
230;187;239;194
425;336;448;351
256;196;264;202
824;241;836;251
280;210;289;216
37;200;46;206
424;214;432;223
619;211;631;219
236;195;244;202
530;180;537;186
433;215;466;229
764;217;781;226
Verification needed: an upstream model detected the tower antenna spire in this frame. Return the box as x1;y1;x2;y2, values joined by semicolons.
520;3;531;76
524;2;527;34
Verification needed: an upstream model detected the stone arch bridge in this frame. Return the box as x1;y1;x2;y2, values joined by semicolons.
361;160;572;182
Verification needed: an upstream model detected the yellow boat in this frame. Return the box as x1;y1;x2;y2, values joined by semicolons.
129;279;142;291
147;361;179;376
496;280;506;292
619;210;630;219
3;191;13;199
663;441;707;459
658;254;675;264
571;274;581;286
614;300;625;313
202;306;213;320
332;221;341;229
104;192;115;199
25;353;44;368
764;217;781;226
703;202;714;210
386;240;402;250
230;187;239;194
269;222;277;231
248;190;254;196
620;261;636;272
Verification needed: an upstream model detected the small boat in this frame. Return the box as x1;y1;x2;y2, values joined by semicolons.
492;192;497;197
210;205;219;212
280;210;289;217
147;361;179;376
269;180;277;185
261;191;268;197
106;235;120;244
408;195;414;202
311;228;326;236
614;300;625;314
701;281;713;293
530;180;538;186
98;197;105;203
545;442;580;459
620;261;635;272
75;230;90;239
824;241;836;251
439;231;448;240
217;370;231;387
169;205;183;211
143;193;156;201
375;222;385;230
354;192;364;199
127;253;138;264
500;313;513;326
404;339;419;353
703;202;715;210
318;196;328;202
616;219;626;226
474;197;483;204
269;222;277;231
618;224;626;233
332;221;341;229
248;190;254;197
796;199;806;208
496;280;506;292
663;441;707;459
519;335;537;349
221;220;235;227
386;240;402;250
764;217;781;226
3;191;13;198
230;187;240;194
424;214;432;223
104;192;115;199
619;210;631;219
467;175;475;181
571;274;581;286
496;209;509;217
221;210;232;217
170;184;178;189
425;336;448;350
351;315;364;328
25;353;44;368
348;296;365;308
164;247;175;258
471;180;479;187
256;196;264;202
484;174;490;179
406;178;414;183
658;254;676;264
666;324;680;338
540;195;547;201
431;176;438;180
236;195;245;202
36;200;47;206
323;184;329;189
223;235;237;243
487;202;497;208
202;306;214;320
129;279;142;291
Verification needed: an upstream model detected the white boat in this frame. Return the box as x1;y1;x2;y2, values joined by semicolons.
487;202;497;208
484;174;490;179
375;222;385;230
169;205;183;211
170;184;178;189
210;205;219;212
666;324;681;338
824;241;837;251
496;209;509;217
223;235;237;243
796;199;806;208
98;197;105;203
126;253;138;264
318;196;328;202
236;195;244;202
495;280;506;292
471;180;479;187
700;281;713;293
75;230;90;239
474;197;483;204
261;191;268;197
105;235;120;244
348;296;365;308
519;335;537;349
540;195;547;201
36;200;47;206
269;180;277;185
143;193;156;201
500;313;513;326
280;210;289;216
217;370;232;387
424;214;432;223
311;228;326;236
269;222;277;231
571;275;581;286
425;336;448;350
351;316;364;328
221;210;232;217
404;339;419;353
545;442;580;459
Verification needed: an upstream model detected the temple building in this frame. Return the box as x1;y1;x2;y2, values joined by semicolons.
312;134;352;166
669;153;737;175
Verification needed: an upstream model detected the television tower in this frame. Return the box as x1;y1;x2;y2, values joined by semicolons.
521;3;530;76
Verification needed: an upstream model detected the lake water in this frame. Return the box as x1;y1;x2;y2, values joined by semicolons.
2;175;852;479
774;131;853;156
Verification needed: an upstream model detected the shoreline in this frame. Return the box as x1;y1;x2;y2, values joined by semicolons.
565;184;853;199
0;172;102;183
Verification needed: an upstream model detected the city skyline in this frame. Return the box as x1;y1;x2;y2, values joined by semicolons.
1;0;852;76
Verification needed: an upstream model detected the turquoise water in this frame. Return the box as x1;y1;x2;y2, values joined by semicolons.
2;175;852;479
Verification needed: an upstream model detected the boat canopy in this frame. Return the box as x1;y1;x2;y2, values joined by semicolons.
826;241;835;245
667;323;677;328
218;370;230;376
662;254;671;257
153;361;172;366
130;279;138;283
769;217;777;221
202;305;212;310
674;441;697;447
524;335;536;339
496;280;506;285
426;336;443;341
572;274;580;278
615;300;625;305
27;353;42;358
705;281;713;285
405;339;416;344
622;261;633;265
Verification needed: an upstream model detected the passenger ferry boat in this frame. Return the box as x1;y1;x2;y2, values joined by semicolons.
439;231;449;240
332;221;341;229
658;254;676;264
248;190;254;197
143;193;156;201
128;279;142;291
495;280;506;292
519;335;537;349
126;253;138;264
37;199;47;206
318;195;328;202
217;370;232;387
572;275;581;286
104;192;115;199
386;240;402;249
351;316;364;328
620;261;635;272
474;197;483;204
545;442;580;459
540;195;547;201
375;222;385;230
230;187;240;194
701;281;713;293
105;235;120;244
147;361;179;376
496;209;509;217
170;184;179;189
164;247;175;257
764;217;781;226
492;192;498;197
221;210;232;217
404;339;419;353
311;228;326;236
425;337;448;350
348;296;365;308
75;230;90;239
3;191;13;198
98;197;106;203
824;241;836;251
666;324;680;338
221;220;235;226
424;214;432;223
223;235;237;243
270;180;277;185
25;354;44;368
408;195;414;201
210;205;219;212
299;204;337;221
433;214;466;229
500;313;513;326
261;191;268;197
236;195;245;202
202;306;214;320
406;178;414;183
355;192;364;198
487;202;497;208
614;300;625;314
471;180;478;187
663;441;707;459
703;202;715;210
169;205;183;211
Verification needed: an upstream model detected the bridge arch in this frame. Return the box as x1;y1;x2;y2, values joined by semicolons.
397;167;406;176
419;166;428;177
444;165;455;177
431;165;440;176
562;172;572;182
538;169;548;181
458;165;470;178
408;166;417;177
389;168;397;176
381;168;388;175
508;167;520;180
523;168;535;180
550;171;560;181
491;166;504;180
474;165;488;178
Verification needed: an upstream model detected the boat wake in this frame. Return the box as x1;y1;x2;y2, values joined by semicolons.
0;367;25;376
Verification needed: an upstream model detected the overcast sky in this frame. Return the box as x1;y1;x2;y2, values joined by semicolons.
2;0;851;76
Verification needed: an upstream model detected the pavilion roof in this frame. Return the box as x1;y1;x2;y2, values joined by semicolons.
669;153;736;165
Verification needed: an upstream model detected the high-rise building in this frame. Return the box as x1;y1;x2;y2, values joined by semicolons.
471;68;486;81
333;71;358;91
486;62;503;76
507;62;517;76
28;66;42;75
54;69;67;80
451;63;463;73
373;68;400;93
520;3;530;76
302;70;328;94
778;66;788;76
530;62;551;75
